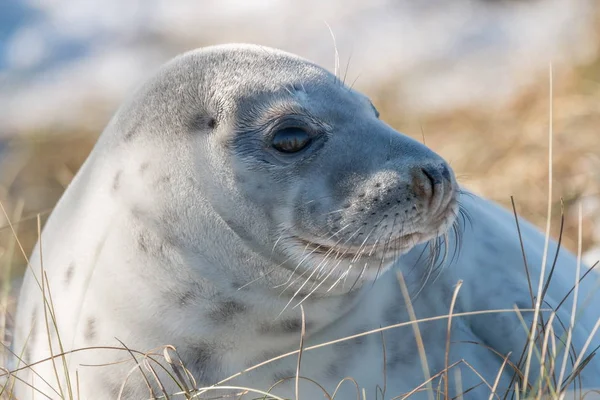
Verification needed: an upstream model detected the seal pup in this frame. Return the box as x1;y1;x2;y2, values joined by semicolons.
10;44;600;399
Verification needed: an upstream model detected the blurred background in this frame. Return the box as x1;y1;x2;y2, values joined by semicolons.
0;0;599;338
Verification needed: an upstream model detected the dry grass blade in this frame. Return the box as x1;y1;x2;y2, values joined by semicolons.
454;340;523;381
523;62;555;394
453;382;486;400
142;357;169;399
163;346;194;399
489;353;511;400
537;312;557;398
395;360;462;400
295;305;306;400
188;385;288;400
510;196;534;307
114;337;156;398
76;369;80;400
42;270;74;399
553;261;599;313
0;333;62;397
0;200;24;398
557;204;584;392
330;376;360;400
540;199;565;303
0;208;53;233
37;219;67;400
207;307;545;391
396;270;434;400
561;322;600;392
0;199;30;265
460;360;497;398
0;199;22;344
267;375;334;400
453;369;463;400
377;330;388;400
445;280;463;399
0;367;54;399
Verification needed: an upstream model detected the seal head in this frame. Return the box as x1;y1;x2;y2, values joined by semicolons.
112;44;459;293
11;43;461;399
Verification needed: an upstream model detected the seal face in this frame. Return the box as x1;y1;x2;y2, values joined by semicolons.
201;57;458;292
10;44;599;400
226;83;458;288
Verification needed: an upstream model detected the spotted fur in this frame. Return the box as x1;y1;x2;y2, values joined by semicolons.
64;262;75;285
10;44;600;399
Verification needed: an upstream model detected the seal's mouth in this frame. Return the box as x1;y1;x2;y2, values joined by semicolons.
290;198;458;264
294;232;421;261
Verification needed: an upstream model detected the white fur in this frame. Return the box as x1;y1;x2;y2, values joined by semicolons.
9;44;600;399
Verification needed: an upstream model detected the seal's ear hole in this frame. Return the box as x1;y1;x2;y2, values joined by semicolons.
189;114;217;132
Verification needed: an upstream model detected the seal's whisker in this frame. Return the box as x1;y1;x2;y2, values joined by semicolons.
328;263;355;292
327;225;380;293
406;229;430;278
313;232;360;283
424;217;452;291
353;229;389;290
293;258;346;308
371;225;398;287
345;226;383;291
278;226;362;303
320;227;368;288
281;224;358;289
238;222;350;292
403;218;436;300
306;253;335;291
271;233;285;255
349;225;379;264
458;201;474;229
342;51;354;86
312;239;350;284
457;189;476;199
324;21;340;84
286;239;351;312
237;240;318;291
282;84;294;96
349;73;362;90
451;211;465;264
321;208;347;216
278;267;323;317
273;239;314;291
273;223;353;290
435;231;449;270
414;241;437;299
429;233;450;288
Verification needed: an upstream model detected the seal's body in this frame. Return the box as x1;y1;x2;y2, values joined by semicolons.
11;44;600;399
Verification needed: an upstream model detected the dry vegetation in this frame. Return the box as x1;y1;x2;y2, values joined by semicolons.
374;59;600;255
1;25;600;399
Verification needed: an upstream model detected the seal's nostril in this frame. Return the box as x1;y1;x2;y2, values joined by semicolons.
421;167;437;190
413;165;444;202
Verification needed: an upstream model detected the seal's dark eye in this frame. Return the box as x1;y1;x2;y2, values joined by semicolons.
272;127;311;153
